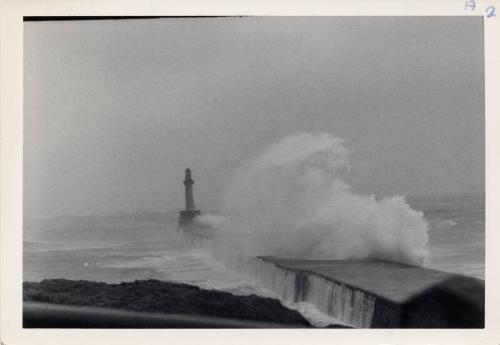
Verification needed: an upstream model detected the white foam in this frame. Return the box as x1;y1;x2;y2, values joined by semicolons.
215;132;429;265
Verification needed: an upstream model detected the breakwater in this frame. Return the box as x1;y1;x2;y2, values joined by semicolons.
180;225;484;328
254;257;484;328
252;258;375;327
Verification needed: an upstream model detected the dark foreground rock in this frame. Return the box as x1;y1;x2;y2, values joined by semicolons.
23;279;311;327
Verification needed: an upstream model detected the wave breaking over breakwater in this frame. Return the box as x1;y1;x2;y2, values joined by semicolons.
184;133;459;327
198;132;429;265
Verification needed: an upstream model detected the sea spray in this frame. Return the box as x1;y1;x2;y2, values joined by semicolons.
180;228;348;327
197;132;429;265
192;132;430;326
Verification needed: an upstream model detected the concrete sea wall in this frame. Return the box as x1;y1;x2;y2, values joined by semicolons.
180;226;484;328
255;257;484;328
252;258;375;328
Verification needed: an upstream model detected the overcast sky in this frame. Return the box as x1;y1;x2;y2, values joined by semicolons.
24;17;484;217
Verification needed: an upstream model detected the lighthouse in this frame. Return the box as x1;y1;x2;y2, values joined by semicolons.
179;168;201;226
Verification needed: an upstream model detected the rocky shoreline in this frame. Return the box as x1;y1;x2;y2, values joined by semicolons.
23;279;311;327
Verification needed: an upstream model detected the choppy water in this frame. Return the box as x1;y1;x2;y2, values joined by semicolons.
411;194;484;279
23;194;484;326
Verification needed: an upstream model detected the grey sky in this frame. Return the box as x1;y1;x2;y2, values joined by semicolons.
24;17;484;217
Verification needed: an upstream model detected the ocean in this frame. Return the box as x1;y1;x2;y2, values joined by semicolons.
23;193;484;326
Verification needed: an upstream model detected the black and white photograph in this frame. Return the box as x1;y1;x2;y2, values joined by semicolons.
20;15;485;330
2;2;497;341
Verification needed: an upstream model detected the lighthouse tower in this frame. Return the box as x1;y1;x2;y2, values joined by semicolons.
179;168;201;226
